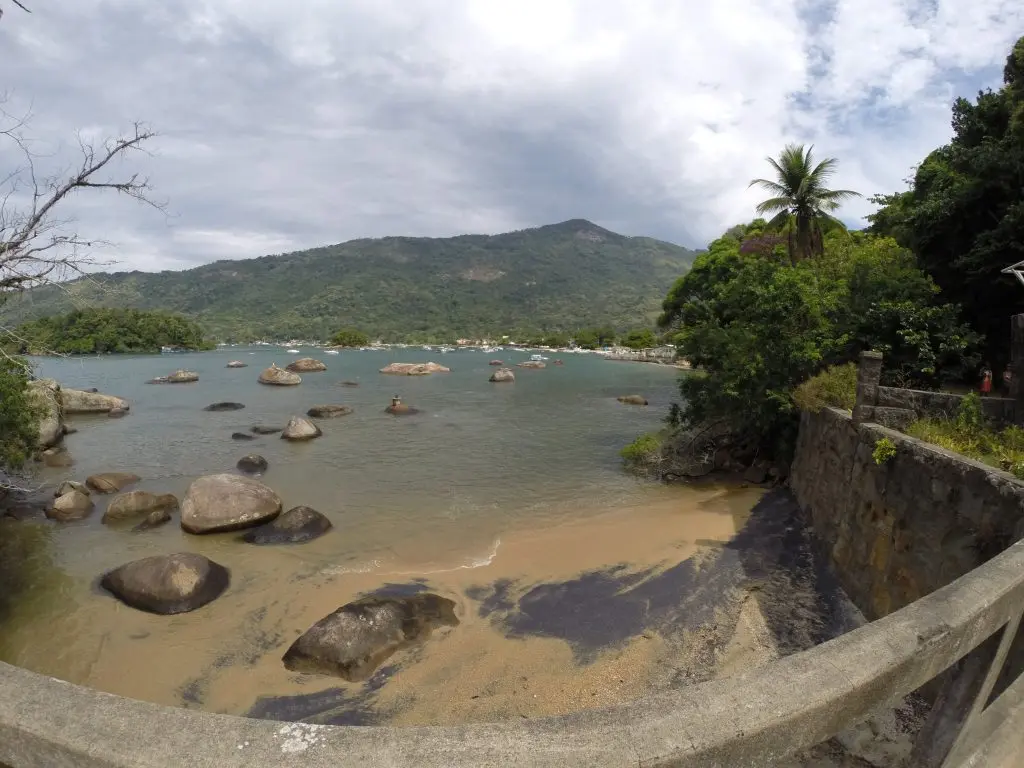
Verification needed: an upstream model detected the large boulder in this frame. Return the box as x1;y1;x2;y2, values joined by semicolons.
285;357;327;373
241;505;332;545
226;361;248;368
258;364;301;386
102;491;179;524
204;402;245;412
55;480;89;497
617;394;648;406
47;489;95;522
282;593;459;680
180;473;282;534
28;379;64;450
86;472;141;494
489;367;515;383
236;454;268;474
306;405;353;419
61;388;129;414
281;416;322;441
379;362;450;376
100;553;230;615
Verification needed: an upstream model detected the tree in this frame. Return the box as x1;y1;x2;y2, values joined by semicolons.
749;144;860;262
867;35;1024;374
621;328;656;349
329;328;369;347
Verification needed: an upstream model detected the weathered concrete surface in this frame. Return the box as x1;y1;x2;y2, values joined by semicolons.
2;538;1024;767
876;386;1015;425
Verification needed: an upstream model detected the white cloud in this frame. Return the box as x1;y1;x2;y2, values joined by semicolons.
0;0;1021;272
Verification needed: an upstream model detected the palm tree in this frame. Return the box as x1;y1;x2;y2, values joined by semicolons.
749;144;860;262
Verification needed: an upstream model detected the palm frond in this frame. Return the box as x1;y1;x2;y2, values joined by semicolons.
748;178;790;196
755;197;793;215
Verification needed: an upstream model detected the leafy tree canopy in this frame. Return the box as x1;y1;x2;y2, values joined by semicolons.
10;308;213;355
0;357;40;469
621;328;657;349
330;328;369;347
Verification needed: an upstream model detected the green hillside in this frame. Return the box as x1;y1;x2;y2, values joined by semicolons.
0;219;696;342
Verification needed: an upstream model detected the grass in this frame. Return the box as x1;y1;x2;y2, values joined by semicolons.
905;394;1024;480
792;363;858;413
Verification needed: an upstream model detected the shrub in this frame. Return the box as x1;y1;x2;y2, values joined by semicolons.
872;437;897;465
0;357;42;469
620;432;664;469
792;363;858;413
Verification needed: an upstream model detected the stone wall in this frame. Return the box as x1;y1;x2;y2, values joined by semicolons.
790;406;1024;620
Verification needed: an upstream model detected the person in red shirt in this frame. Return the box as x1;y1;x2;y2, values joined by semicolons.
980;365;993;394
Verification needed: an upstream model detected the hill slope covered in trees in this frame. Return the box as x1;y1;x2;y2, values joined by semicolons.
0;220;697;342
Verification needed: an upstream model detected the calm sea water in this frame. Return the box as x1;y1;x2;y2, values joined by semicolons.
26;346;682;580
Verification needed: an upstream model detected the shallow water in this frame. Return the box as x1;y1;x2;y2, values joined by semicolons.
0;347;785;724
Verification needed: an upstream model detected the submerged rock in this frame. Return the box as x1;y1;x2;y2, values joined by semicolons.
40;446;73;467
379;362;450;376
204;402;245;412
489;360;504;366
286;357;327;373
306;405;353;419
61;388;129;414
180;473;282;534
258;364;301;386
385;403;420;416
86;472;141;494
100;553;230;615
47;489;94;522
340;381;360;387
133;507;173;531
236;454;269;474
149;370;199;384
107;407;129;419
242;505;332;544
281;416;322;441
250;425;282;435
617;394;648;406
231;432;257;441
102;491;179;524
283;593;458;680
489;367;515;383
517;361;546;369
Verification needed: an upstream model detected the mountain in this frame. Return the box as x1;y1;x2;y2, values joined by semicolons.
0;219;697;342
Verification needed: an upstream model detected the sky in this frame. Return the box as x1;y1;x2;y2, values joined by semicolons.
1;0;1022;272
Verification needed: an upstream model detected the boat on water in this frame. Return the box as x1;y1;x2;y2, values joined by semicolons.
325;349;340;355
286;348;300;354
530;353;549;361
160;346;189;354
439;346;455;353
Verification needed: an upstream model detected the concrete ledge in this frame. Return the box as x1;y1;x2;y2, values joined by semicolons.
3;537;1024;767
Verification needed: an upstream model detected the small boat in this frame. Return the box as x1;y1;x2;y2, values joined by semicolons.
530;354;548;362
325;349;340;355
161;345;188;354
287;348;300;354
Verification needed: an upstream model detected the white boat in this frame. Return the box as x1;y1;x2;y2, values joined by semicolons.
325;349;340;355
439;346;455;353
530;354;548;361
287;348;300;354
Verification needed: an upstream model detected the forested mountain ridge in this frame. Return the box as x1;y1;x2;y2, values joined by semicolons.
0;219;697;341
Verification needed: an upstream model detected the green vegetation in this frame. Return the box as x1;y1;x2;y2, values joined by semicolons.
9;308;212;355
620;328;657;350
329;328;370;347
868;37;1024;374
0;358;41;468
0;220;696;343
792;363;858;413
906;395;1024;480
749;144;861;262
872;438;897;466
619;432;664;474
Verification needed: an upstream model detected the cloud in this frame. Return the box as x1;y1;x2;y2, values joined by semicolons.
1;0;1022;271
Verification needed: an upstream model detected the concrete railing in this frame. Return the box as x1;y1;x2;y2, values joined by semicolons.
2;537;1024;767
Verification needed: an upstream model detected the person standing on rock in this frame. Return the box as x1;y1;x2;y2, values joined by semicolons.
980;365;993;395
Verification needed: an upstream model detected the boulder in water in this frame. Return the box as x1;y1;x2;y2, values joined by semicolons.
340;381;360;387
28;379;63;450
241;505;332;544
204;402;245;412
283;593;458;680
236;454;268;474
285;357;327;373
281;416;322;441
617;394;648;406
250;425;282;435
180;473;282;534
133;507;173;531
379;362;450;376
40;446;73;467
100;553;230;615
47;489;94;522
149;370;199;384
102;491;179;524
108;407;129;419
258;364;301;386
385;402;420;416
488;360;504;366
61;388;129;414
226;361;248;368
517;361;546;369
306;405;353;419
489;367;515;383
86;472;141;494
55;480;89;497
